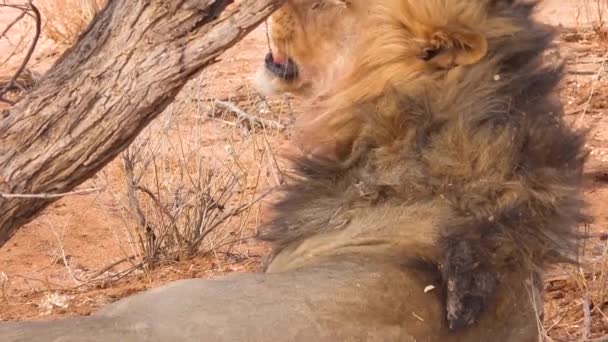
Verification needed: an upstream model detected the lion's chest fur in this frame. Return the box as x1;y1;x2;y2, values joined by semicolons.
266;200;446;274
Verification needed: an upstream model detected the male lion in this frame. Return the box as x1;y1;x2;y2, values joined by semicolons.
0;1;586;341
257;0;587;332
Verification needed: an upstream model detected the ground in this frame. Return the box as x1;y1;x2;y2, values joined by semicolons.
0;1;607;340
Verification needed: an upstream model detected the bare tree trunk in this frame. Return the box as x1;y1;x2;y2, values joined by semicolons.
0;0;283;248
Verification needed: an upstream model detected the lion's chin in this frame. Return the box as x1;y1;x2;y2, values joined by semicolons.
252;67;312;97
252;68;282;97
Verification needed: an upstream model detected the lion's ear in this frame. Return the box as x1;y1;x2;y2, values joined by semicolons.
419;29;487;68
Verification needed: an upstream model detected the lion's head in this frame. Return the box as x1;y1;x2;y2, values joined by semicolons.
256;0;546;160
253;0;359;97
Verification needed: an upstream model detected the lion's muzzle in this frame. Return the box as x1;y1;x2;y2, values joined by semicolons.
264;52;299;81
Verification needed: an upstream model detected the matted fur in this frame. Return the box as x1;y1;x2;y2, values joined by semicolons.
258;0;588;331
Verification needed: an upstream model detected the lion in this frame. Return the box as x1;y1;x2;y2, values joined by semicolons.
256;0;587;332
0;1;587;341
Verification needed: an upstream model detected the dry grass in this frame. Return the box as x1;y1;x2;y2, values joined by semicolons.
583;0;608;44
572;0;608;45
39;0;105;45
102;71;289;273
543;249;608;341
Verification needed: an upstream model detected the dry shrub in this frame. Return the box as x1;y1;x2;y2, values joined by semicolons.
582;0;608;45
543;243;608;341
113;76;288;270
39;0;105;45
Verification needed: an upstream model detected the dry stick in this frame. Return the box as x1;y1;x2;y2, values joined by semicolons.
545;305;570;334
213;100;285;130
88;255;137;280
574;52;607;127
190;188;275;248
0;187;103;199
524;273;546;341
0;0;41;104
137;184;178;224
122;153;153;260
0;272;9;304
104;184;144;269
72;261;145;290
10;273;64;288
583;293;592;340
0;10;26;40
262;129;284;186
599;238;608;307
44;220;84;285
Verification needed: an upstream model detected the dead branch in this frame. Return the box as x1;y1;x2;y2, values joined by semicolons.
190;187;274;248
87;255;137;280
0;10;26;40
0;187;103;199
0;0;41;104
582;293;591;340
122;151;156;262
213;99;285;130
0;0;285;249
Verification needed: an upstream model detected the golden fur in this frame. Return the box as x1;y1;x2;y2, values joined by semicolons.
258;0;588;332
253;0;358;97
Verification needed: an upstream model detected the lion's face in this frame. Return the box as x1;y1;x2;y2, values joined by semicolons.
255;0;525;160
254;0;497;100
253;0;359;97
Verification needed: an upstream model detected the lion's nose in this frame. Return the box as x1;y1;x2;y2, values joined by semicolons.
264;52;298;81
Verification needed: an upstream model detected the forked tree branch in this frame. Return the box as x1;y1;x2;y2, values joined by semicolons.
0;0;285;248
0;1;41;104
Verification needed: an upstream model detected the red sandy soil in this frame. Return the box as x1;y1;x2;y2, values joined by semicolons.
0;1;607;340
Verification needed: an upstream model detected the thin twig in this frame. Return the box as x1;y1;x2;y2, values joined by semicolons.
190;187;275;248
0;11;26;40
599;238;608;306
44;221;84;285
574;51;607;127
88;255;137;280
0;187;103;199
136;184;178;223
0;272;9;304
0;1;42;104
213;100;285;130
122;152;152;259
72;261;145;289
582;293;592;340
198;235;257;257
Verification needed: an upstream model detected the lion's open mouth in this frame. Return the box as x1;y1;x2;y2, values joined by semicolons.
264;52;299;81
